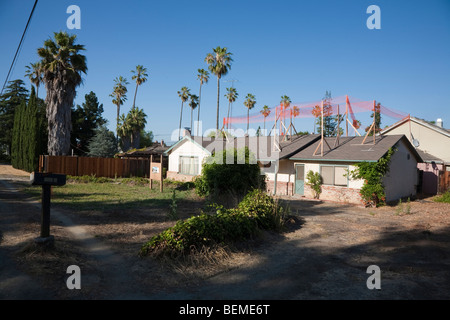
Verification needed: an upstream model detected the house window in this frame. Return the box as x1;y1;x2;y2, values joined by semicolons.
320;165;348;186
179;156;199;175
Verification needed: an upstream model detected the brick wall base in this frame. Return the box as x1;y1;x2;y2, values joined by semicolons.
266;181;294;196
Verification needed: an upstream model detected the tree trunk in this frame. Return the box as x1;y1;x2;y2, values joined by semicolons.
247;108;249;132
116;103;120;141
178;101;184;140
197;84;202;136
45;79;75;155
216;76;220;134
133;83;138;108
226;102;231;130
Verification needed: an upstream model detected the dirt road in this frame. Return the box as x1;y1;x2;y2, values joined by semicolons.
1;164;450;299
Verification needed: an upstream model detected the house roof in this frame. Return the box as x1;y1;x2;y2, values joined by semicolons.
165;134;321;161
118;142;169;158
380;116;450;138
289;134;423;163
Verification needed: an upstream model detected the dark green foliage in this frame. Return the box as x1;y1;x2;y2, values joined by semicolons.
140;189;287;257
349;147;395;207
86;125;118;158
306;170;322;199
194;147;265;202
71;91;106;155
0;80;29;158
10;87;46;172
139;129;154;148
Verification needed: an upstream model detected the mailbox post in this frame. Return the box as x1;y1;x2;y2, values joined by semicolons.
30;172;66;245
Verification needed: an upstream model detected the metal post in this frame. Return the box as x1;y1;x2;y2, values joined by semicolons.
40;185;51;238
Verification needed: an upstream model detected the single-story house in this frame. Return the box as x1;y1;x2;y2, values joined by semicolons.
165;133;423;205
380;116;450;194
117;141;169;176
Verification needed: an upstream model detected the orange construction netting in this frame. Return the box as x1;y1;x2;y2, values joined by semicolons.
223;95;408;128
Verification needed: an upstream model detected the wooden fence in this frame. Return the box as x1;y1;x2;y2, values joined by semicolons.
39;155;166;178
439;170;450;193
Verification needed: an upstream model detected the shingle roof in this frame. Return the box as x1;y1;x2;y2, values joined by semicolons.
289;134;423;163
118;142;169;158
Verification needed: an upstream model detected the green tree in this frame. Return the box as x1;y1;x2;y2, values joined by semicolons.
127;107;147;149
365;102;382;136
225;87;238;130
243;93;256;132
110;76;129;141
117;113;131;151
177;86;190;139
37;31;87;155
87;125;118;158
71;91;106;155
196;69;209;135
139;129;154;148
260;105;271;134
312;91;336;136
24;62;43;99
131;65;148;109
188;94;199;132
280;95;291;132
205;47;233;133
0;80;29;157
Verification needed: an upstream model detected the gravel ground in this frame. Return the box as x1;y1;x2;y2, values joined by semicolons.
1;164;449;300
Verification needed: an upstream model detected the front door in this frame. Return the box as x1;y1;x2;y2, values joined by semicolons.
295;164;305;195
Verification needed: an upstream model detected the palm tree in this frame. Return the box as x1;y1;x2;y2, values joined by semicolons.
24;62;43;98
188;94;199;133
280;95;291;135
131;65;148;109
205;47;233;133
110;76;129;141
127;107;147;149
260;105;271;134
225;87;238;130
37;31;87;155
117;113;131;152
196;69;209;135
243;93;256;132
177;86;190;139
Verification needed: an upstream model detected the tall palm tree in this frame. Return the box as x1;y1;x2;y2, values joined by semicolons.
205;47;233;133
280;95;291;135
110;76;129;141
188;94;199;133
177;86;190;139
131;65;148;109
37;31;87;155
225;87;238;130
127;106;147;149
243;93;256;132
260;105;271;134
196;69;209;135
24;62;43;98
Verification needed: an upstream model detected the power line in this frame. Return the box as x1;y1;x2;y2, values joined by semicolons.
1;0;39;96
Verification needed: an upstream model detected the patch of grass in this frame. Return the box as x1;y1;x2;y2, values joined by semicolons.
23;177;197;212
434;191;450;203
395;197;412;216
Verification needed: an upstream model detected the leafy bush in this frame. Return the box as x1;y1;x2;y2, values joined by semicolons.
434;191;450;203
194;147;265;203
306;170;322;199
140;189;287;257
349;147;395;207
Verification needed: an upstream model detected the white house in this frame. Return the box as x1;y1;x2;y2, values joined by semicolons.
165;133;422;205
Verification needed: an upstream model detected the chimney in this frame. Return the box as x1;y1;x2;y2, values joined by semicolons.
161;140;165;147
436;118;443;128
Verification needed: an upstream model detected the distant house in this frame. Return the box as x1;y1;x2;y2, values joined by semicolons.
165;133;423;205
380;116;450;194
117;141;169;176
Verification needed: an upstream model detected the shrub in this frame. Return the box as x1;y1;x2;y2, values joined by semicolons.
140;189;287;257
434;191;450;203
305;170;322;199
194;147;265;203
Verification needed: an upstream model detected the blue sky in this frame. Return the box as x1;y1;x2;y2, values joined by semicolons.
1;0;450;144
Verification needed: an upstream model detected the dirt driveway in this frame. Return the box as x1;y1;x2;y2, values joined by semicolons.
1;164;450;299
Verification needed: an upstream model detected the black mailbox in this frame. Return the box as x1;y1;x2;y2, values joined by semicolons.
30;172;66;186
30;172;67;245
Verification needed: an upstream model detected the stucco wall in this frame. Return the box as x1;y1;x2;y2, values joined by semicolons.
167;139;210;178
385;121;450;163
383;140;419;202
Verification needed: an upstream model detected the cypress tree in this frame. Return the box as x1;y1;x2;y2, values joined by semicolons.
27;87;38;172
